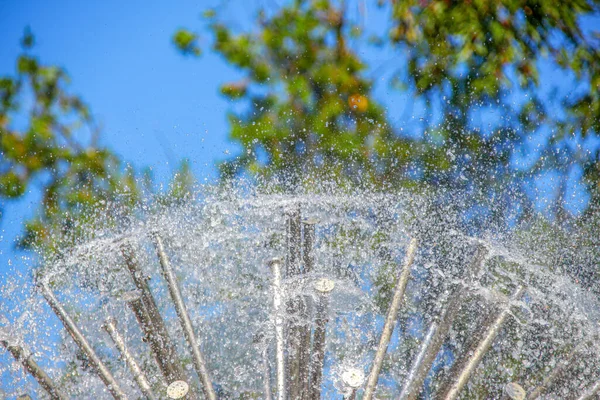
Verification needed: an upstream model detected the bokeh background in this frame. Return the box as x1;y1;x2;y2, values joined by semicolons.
1;0;600;396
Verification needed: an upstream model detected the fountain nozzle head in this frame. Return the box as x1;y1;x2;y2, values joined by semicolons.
167;380;189;399
314;278;335;294
504;382;526;400
341;368;365;389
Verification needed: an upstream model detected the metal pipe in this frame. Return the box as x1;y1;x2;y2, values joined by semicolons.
363;237;418;400
39;283;129;400
302;218;317;274
309;278;335;400
269;257;287;400
1;338;68;400
577;379;600;400
286;206;302;276
120;244;190;387
399;321;438;399
152;233;217;400
441;286;526;400
300;218;318;400
286;207;303;400
399;244;489;400
527;341;585;399
122;290;173;384
263;342;273;400
103;317;157;400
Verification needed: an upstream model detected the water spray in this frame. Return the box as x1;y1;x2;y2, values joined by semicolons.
120;245;190;389
504;383;526;400
102;317;157;400
152;233;217;400
309;278;335;400
121;290;184;386
363;237;418;400
39;282;129;400
341;368;365;400
0;334;67;400
399;244;489;400
527;340;586;399
269;257;287;400
439;286;527;400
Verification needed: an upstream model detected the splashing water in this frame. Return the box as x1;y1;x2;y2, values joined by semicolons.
1;185;599;399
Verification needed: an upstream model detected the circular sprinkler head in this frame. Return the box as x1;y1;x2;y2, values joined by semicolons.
341;368;365;389
504;382;526;400
166;380;189;399
314;278;335;294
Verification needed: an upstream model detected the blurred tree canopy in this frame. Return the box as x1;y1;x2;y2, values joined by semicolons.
0;31;196;251
174;0;600;218
0;30;139;250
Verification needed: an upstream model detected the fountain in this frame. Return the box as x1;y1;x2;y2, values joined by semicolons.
1;188;599;399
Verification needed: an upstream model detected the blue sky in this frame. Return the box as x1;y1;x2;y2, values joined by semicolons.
0;0;247;265
0;0;599;395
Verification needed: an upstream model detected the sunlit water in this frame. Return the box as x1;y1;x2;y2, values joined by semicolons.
1;185;599;399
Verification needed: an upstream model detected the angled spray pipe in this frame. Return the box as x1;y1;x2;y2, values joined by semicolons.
269;257;287;400
299;217;318;400
399;244;489;400
0;335;68;400
363;237;418;400
103;317;157;400
527;340;586;399
285;206;304;400
39;282;129;400
439;286;526;400
122;290;178;384
399;321;439;400
152;233;217;400
577;379;600;400
309;278;335;400
120;244;190;388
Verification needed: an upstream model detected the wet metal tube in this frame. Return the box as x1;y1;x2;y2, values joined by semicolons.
122;290;177;384
269;257;287;400
309;278;335;400
441;286;526;400
39;283;129;400
363;237;418;400
1;337;68;400
300;218;318;400
577;380;600;400
399;321;438;399
286;207;304;400
527;341;585;400
263;342;273;400
120;244;190;390
103;317;157;400
152;233;217;400
399;244;489;400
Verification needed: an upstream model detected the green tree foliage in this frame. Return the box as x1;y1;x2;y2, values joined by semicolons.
180;3;409;189
387;0;600;210
0;31;139;250
174;0;600;213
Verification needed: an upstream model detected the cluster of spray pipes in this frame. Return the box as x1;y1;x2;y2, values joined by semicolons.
2;231;218;400
3;205;600;399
